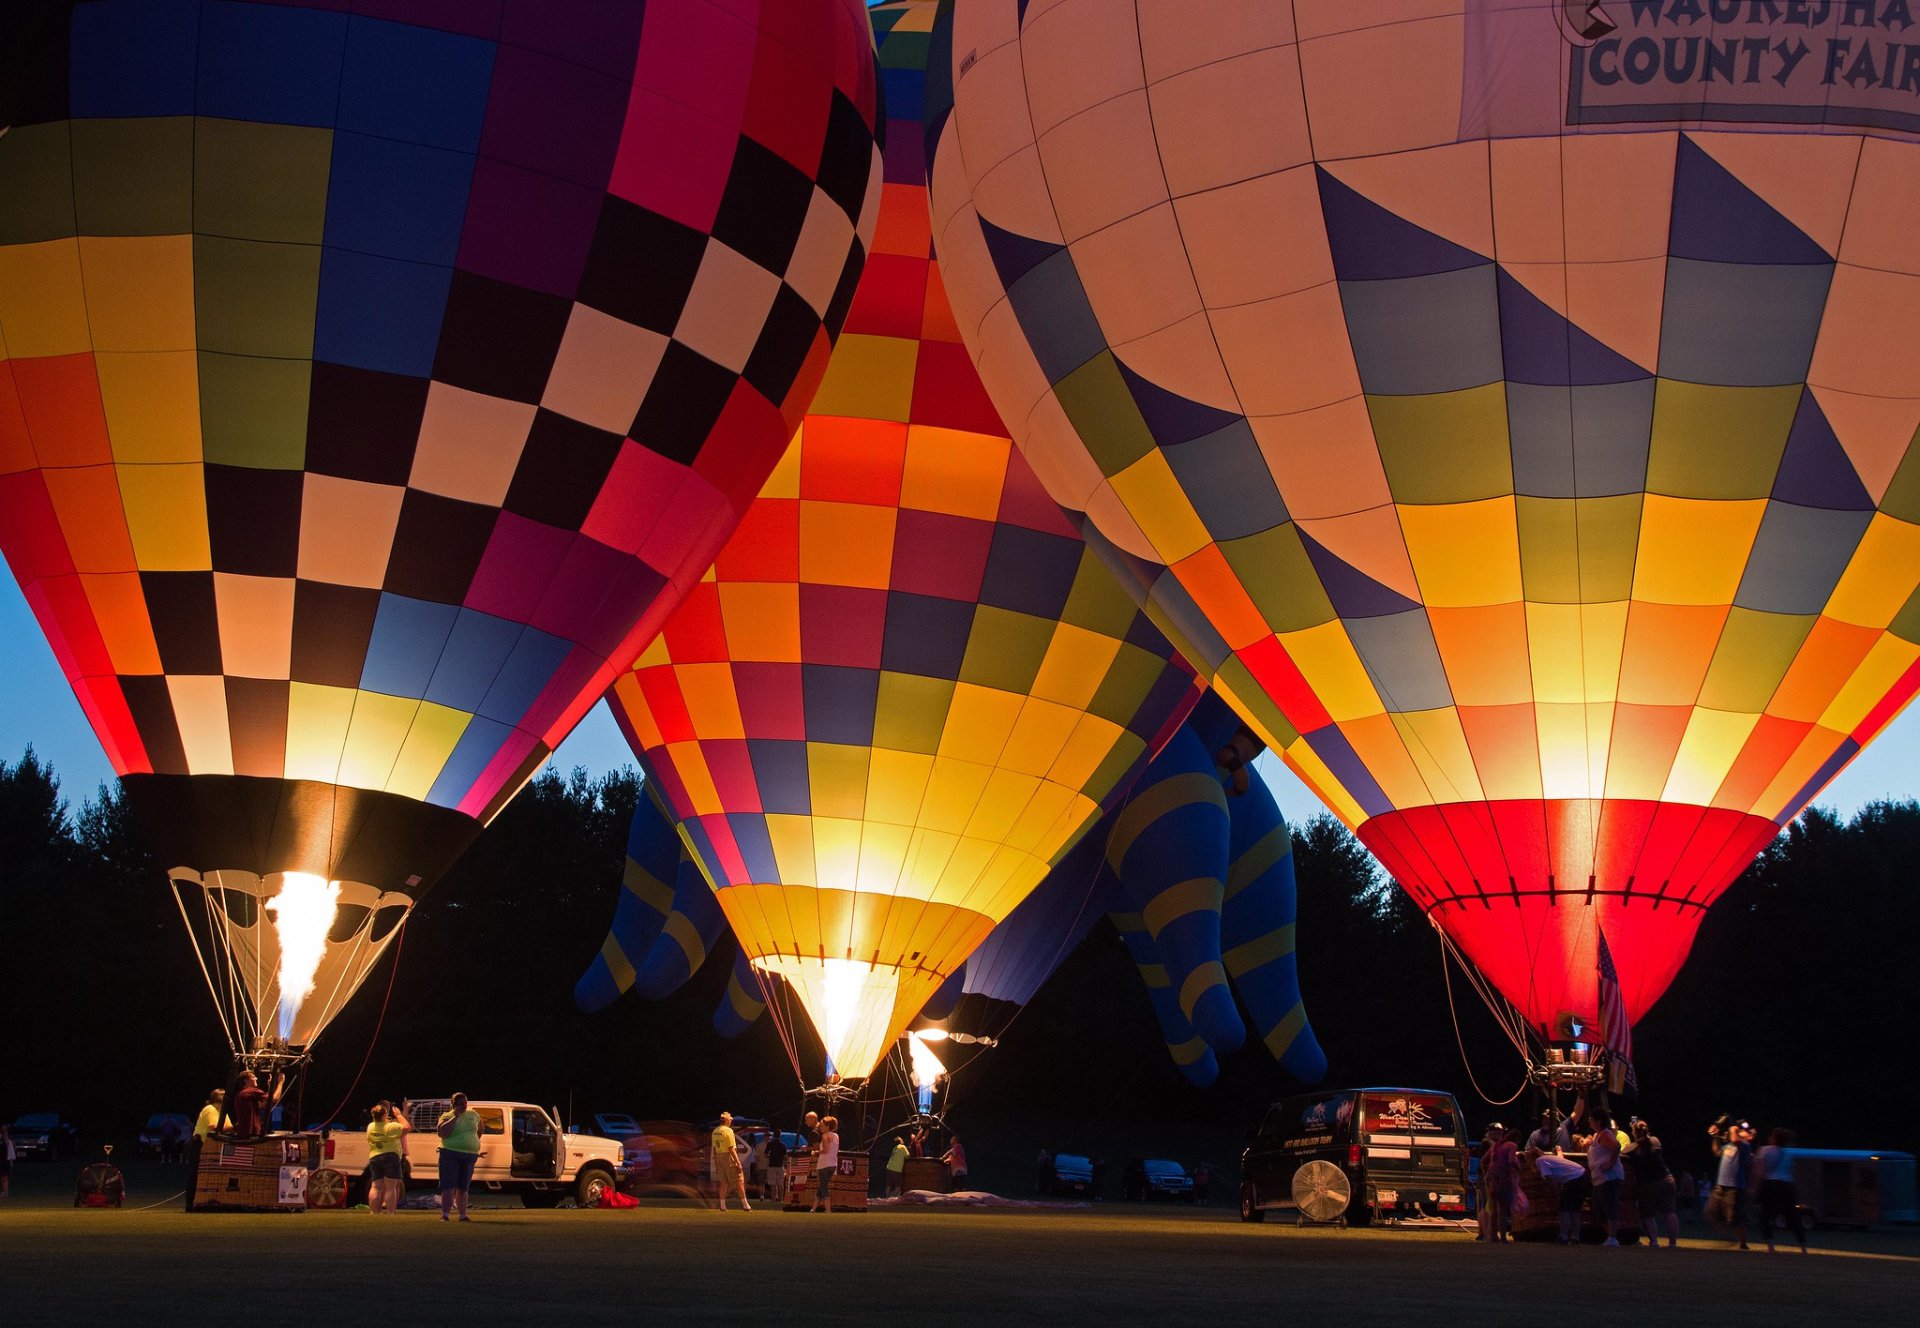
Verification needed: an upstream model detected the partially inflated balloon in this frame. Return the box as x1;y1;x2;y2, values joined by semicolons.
605;0;1200;1079
929;2;1920;1032
0;0;880;1046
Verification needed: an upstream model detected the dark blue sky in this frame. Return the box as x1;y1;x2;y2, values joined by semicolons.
2;568;1913;829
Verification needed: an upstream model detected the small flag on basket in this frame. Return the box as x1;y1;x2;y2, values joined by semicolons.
219;1142;254;1167
1596;925;1637;1093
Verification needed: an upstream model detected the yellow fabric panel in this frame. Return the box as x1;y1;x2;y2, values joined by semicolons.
622;855;676;920
118;463;211;570
810;815;865;895
717;582;802;662
1029;622;1121;710
863;747;935;828
962;766;1044;845
856;821;914;898
674;662;746;740
1824;515;1920;628
385;701;470;801
78;235;196;352
917;756;993;837
897;826;960;898
1341;713;1430;808
1662;707;1760;807
665;740;722;816
764;814;818;889
167;674;234;776
95;350;202;462
1178;960;1230;1021
1046;709;1126;790
284;681;355;784
1223;924;1297;977
809;333;917;421
1226;823;1290;900
1277;620;1382;721
938;682;1025;765
997;696;1082;777
1755;726;1848;822
0;239;92;356
807;743;871;821
797;498;897;588
900;424;1009;519
1109;771;1225;865
1398;497;1523;607
1536;701;1612;802
1261;1001;1310;1060
334;689;423;792
1004;778;1082;856
1820;633;1920;733
872;671;956;754
661;909;708;973
212;573;294;678
1109;449;1212;563
931;831;995;901
1465;708;1545;801
1282;737;1365;826
758;435;803;498
1525;600;1628;704
633;631;671;669
609;673;662;750
597;933;637;992
81;573;161;674
1391;707;1485;804
1142;876;1224;939
1632;496;1767;605
1647;381;1799;499
1698;608;1817;712
1428;603;1532;706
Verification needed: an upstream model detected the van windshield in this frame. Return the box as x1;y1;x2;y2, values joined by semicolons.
1362;1093;1459;1142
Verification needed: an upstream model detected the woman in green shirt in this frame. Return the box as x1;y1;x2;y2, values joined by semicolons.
365;1101;408;1215
436;1093;483;1222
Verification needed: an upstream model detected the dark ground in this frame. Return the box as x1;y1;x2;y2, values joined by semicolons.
2;1156;1914;1326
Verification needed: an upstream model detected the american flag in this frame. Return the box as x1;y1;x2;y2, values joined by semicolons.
1596;926;1637;1093
218;1143;254;1167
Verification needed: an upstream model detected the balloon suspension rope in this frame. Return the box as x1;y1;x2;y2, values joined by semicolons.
317;919;407;1127
1435;924;1532;1108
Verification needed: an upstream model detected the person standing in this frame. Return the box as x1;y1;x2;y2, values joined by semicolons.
809;1115;841;1213
1755;1128;1809;1253
765;1132;788;1207
943;1135;970;1190
1483;1124;1521;1243
1192;1161;1210;1205
435;1093;483;1223
1;1124;13;1200
365;1100;408;1215
230;1070;284;1138
1624;1118;1679;1249
711;1112;750;1212
1586;1109;1625;1246
1709;1119;1756;1249
885;1136;908;1197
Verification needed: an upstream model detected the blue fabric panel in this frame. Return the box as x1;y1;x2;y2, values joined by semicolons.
323;131;475;265
196;0;347;127
359;592;458;698
1669;135;1831;266
423;608;522;713
314;248;452;376
477;624;571;723
70;0;199;117
1317;165;1488;280
336;16;496;153
424;713;512;807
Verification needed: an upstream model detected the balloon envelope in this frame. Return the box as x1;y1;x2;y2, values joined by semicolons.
0;0;880;1041
606;0;1200;1079
929;2;1920;1029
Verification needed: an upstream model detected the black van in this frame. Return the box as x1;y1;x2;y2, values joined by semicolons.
1239;1087;1469;1225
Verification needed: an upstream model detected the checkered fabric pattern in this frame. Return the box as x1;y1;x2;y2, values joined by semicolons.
604;0;1200;1076
0;0;881;826
928;1;1920;1027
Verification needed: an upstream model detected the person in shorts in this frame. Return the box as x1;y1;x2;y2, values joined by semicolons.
435;1093;484;1223
1709;1120;1756;1249
365;1100;408;1214
1587;1108;1625;1246
808;1115;840;1213
1624;1117;1679;1249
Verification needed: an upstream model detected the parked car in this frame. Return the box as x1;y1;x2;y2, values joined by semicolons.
1039;1151;1095;1197
10;1112;77;1160
1123;1158;1195;1202
138;1113;192;1160
313;1098;623;1208
1240;1087;1469;1225
593;1112;642;1140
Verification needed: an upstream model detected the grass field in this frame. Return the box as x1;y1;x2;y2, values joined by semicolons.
3;1159;1915;1325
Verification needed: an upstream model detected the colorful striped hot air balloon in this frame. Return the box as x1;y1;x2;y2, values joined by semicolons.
0;0;880;1049
927;2;1920;1034
602;0;1201;1080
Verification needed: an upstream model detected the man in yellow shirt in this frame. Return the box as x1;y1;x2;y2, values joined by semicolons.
711;1112;750;1211
192;1089;224;1143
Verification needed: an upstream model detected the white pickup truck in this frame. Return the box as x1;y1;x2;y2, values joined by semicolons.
308;1099;623;1209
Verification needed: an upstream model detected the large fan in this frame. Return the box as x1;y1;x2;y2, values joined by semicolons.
1292;1161;1352;1226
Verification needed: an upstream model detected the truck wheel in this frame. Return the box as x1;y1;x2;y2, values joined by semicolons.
306;1168;350;1210
522;1190;561;1209
1240;1182;1265;1223
575;1167;615;1208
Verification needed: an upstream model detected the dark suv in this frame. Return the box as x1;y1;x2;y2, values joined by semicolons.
1240;1087;1468;1225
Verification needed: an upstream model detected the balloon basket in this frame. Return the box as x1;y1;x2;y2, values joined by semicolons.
783;1154;870;1211
189;1133;323;1213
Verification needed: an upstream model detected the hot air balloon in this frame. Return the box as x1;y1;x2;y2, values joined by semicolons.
603;0;1201;1082
0;0;881;1056
927;3;1920;1042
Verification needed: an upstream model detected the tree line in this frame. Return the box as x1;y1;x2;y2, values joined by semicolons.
2;745;1914;1164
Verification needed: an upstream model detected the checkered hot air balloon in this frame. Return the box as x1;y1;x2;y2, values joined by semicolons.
927;2;1920;1033
0;0;880;1049
602;0;1200;1081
